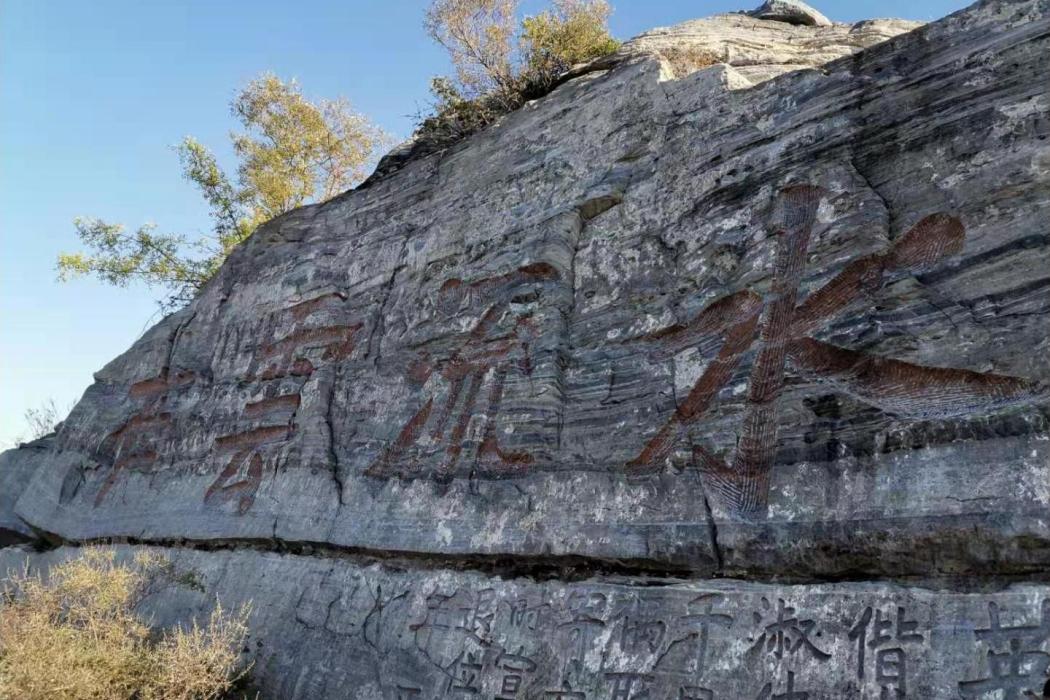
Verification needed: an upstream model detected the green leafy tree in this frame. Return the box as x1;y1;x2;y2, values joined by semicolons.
58;74;389;311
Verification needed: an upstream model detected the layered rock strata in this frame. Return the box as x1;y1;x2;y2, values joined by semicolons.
2;0;1049;696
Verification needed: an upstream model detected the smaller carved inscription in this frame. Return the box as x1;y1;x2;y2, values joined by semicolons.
748;597;830;662
756;670;808;700
543;681;587;699
959;600;1050;699
849;605;923;697
656;594;733;677
604;672;652;700
493;647;538;698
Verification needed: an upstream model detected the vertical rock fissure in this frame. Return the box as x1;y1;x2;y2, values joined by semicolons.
691;449;725;573
365;233;411;368
324;372;345;505
163;310;197;377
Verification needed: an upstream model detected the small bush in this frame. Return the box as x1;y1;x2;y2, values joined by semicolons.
0;548;250;700
520;0;620;87
418;0;620;148
414;77;517;148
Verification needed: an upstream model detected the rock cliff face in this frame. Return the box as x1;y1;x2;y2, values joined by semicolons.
3;0;1050;697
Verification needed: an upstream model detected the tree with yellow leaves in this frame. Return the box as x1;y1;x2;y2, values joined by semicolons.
58;74;389;311
419;0;619;143
521;0;619;86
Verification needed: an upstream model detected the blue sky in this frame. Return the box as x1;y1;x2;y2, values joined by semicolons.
0;0;971;447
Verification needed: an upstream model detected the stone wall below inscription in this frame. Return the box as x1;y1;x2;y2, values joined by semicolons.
4;545;1050;700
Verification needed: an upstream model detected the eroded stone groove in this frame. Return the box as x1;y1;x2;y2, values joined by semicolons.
35;535;701;585
20;534;1050;594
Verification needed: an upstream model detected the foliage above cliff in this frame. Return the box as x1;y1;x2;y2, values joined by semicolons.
417;0;619;146
57;74;390;311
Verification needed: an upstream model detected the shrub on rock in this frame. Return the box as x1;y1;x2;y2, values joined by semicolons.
0;548;250;700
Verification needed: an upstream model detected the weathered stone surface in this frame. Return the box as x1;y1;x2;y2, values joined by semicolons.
0;436;47;544
750;0;833;27
5;0;1049;581
580;11;920;86
2;0;1050;695
6;544;1050;700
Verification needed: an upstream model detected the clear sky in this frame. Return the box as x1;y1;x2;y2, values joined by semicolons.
0;0;971;447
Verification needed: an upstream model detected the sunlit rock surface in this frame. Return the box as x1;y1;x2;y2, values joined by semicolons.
2;0;1049;696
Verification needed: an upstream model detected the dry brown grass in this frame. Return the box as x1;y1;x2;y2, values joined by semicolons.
0;548;250;700
658;46;721;79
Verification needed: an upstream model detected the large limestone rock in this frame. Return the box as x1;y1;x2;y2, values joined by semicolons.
578;9;921;86
750;0;833;27
0;438;44;545
2;0;1049;696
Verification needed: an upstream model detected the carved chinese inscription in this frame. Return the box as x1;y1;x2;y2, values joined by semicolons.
93;369;195;506
628;185;1044;517
411;588;499;660
849;605;923;697
543;681;587;699
204;291;362;514
618;614;666;656
559;591;608;674
406;586;547;698
756;670;809;700
493;647;538;698
604;671;652;700
442;646;541;698
655;594;733;678
380;580;1050;698
367;262;560;482
748;597;830;663
92;289;362;512
448;650;486;696
509;598;552;632
959;600;1050;699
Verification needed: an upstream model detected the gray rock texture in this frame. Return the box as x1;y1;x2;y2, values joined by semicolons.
6;544;1050;699
0;436;46;545
577;10;920;86
2;0;1049;696
750;0;834;27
